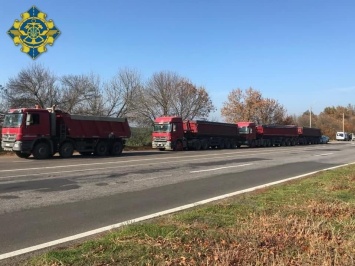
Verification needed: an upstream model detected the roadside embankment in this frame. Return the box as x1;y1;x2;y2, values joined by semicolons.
23;164;355;265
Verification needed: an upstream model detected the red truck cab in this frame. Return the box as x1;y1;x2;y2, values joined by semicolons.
1;107;52;157
152;116;184;150
236;122;256;147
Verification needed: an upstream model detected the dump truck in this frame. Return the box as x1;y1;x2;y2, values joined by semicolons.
237;122;299;147
1;106;131;159
152;116;239;151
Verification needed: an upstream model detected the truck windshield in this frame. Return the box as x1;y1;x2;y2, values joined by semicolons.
3;114;23;128
153;123;171;132
239;126;249;134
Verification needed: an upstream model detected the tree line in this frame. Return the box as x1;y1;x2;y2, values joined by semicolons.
0;64;354;140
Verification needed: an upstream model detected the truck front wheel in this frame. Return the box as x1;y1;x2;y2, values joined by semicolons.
33;142;50;159
59;142;74;158
15;151;31;159
174;141;183;151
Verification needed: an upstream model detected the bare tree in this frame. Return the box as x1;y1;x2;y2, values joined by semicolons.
133;71;215;125
59;73;104;115
103;68;142;118
221;87;287;124
171;79;215;120
0;85;8;113
4;64;60;108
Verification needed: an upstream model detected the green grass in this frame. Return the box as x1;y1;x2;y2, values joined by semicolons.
25;164;355;265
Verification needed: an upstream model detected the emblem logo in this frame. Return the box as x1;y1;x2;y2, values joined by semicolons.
7;6;60;59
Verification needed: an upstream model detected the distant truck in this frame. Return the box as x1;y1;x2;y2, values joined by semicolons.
298;127;322;144
1;106;131;159
152;116;239;151
336;132;350;141
237;122;299;147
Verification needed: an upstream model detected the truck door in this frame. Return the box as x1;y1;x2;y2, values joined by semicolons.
24;112;50;140
172;122;184;140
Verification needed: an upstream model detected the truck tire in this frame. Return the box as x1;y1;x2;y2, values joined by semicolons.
95;141;108;156
33;142;50;159
194;140;202;150
201;140;209;150
173;141;183;151
15;151;31;159
59;142;74;158
110;141;123;156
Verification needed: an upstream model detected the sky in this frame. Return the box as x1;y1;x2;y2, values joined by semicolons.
0;0;354;120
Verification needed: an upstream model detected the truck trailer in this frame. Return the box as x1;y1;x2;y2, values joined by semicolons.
152;116;239;151
237;122;299;147
1;106;131;159
298;127;322;144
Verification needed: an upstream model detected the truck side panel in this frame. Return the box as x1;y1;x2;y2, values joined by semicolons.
184;120;238;137
298;127;321;137
61;114;131;139
257;125;298;137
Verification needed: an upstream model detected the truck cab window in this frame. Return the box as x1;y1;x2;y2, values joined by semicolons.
33;114;40;125
27;114;40;125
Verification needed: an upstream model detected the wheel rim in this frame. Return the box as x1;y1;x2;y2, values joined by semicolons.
96;141;108;156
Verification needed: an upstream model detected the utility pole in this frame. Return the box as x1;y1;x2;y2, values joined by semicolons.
309;106;312;127
343;113;345;132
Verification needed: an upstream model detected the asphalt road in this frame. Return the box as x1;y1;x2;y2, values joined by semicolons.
0;142;354;259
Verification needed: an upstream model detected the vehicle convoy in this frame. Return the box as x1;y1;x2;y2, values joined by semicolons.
152;116;239;151
1;106;131;159
152;117;323;151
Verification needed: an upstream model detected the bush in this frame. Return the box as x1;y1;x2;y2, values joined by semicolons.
126;127;152;147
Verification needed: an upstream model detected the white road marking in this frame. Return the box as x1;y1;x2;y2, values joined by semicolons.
1;161;354;260
190;163;252;173
314;153;333;156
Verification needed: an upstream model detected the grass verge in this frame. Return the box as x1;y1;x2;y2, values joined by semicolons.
25;164;355;265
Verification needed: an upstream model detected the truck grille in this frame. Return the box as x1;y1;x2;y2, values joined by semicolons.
154;137;167;141
2;134;16;142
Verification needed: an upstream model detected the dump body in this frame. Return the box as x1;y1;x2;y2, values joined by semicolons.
184;120;238;137
59;112;131;139
257;125;298;137
298;127;322;144
152;116;238;151
298;127;321;137
1;107;131;159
